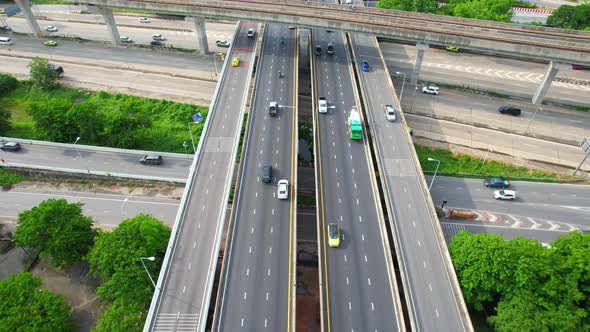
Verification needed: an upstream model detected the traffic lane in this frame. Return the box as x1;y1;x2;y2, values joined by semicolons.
217;24;295;331
0;188;179;227
0;35;214;79
315;30;399;331
429;176;590;226
441;222;568;244
0;143;192;179
6;16;234;52
154;22;257;329
353;37;465;331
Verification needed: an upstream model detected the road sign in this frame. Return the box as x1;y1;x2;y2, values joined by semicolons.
581;138;589;154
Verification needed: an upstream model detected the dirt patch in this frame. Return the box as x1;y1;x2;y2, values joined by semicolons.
297;241;320;332
33;258;102;332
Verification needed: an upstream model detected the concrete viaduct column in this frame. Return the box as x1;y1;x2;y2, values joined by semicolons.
14;0;41;37
532;61;570;105
97;7;120;45
192;17;209;55
410;43;429;85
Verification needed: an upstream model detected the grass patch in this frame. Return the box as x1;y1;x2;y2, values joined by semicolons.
113;8;153;15
414;144;580;182
426;82;511;99
138;44;196;53
0;168;24;187
236;114;248;162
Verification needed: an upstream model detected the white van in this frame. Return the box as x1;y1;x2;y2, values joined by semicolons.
0;37;13;45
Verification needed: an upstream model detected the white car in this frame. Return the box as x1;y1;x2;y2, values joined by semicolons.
152;33;166;41
139;17;150;23
45;26;58;32
247;28;255;38
384;104;396;121
120;36;133;43
318;97;328;114
422;86;440;95
277;179;289;200
493;190;516;200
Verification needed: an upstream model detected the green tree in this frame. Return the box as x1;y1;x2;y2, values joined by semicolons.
0;108;12;135
14;199;94;268
87;214;170;304
92;299;146;332
0;272;73;331
28;57;59;90
28;97;76;142
547;4;590;30
0;73;18;97
452;0;513;22
377;0;438;13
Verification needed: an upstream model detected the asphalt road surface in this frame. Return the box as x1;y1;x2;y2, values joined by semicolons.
350;14;470;332
215;24;297;331
429;176;590;228
380;43;590;106
312;3;403;330
0;142;191;181
148;22;259;332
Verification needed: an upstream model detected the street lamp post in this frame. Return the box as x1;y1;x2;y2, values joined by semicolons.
140;256;156;288
427;157;440;191
395;71;407;104
188;122;197;153
183;141;189;158
73;136;81;158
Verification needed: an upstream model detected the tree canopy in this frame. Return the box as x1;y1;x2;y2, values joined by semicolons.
450;231;590;331
377;0;513;22
28;57;59;90
0;272;73;331
13;199;94;268
547;4;590;30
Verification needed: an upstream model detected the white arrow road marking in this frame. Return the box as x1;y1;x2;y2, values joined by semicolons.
527;217;541;229
489;213;498;223
509;215;522;228
547;221;560;231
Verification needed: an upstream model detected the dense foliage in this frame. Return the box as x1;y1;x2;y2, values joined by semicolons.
2;82;207;152
13;199;94;268
547;4;590;31
450;231;590;331
0;167;24;187
0;272;74;331
0;73;18;97
377;0;514;22
0;107;12;135
28;57;59;90
87;214;170;331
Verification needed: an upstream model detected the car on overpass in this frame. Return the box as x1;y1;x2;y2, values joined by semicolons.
139;17;150;23
43;40;58;47
361;60;370;72
152;34;166;41
139;155;163;165
493;189;516;200
422;86;439;95
446;46;460;52
328;223;340;248
384;104;396;121
484;177;510;188
247;28;255;38
318;97;328;114
216;40;230;47
277;179;289;200
45;25;58;32
231;56;240;67
0;142;21;152
120;36;133;43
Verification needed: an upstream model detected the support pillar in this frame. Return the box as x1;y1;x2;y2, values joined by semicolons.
532;61;569;104
14;0;41;37
97;7;120;45
193;17;209;55
410;43;429;85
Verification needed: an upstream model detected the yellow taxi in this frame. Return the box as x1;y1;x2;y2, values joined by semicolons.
445;46;459;52
231;56;240;67
327;223;340;248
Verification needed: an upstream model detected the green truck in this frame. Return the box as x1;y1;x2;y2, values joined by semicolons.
348;107;362;140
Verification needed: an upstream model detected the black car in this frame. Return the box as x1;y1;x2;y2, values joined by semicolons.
315;45;322;56
0;142;21;152
0;26;11;32
484;177;510;188
327;43;334;55
261;162;272;183
139;155;162;165
499;106;521;116
150;40;164;46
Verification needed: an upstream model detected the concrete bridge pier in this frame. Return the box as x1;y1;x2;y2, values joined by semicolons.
97;7;121;45
410;43;429;85
14;0;41;37
192;17;209;54
532;61;570;104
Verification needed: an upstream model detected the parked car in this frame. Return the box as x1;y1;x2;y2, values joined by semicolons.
150;40;164;46
0;142;21;152
328;223;340;248
139;155;162;165
231;56;240;67
120;36;133;43
422;86;439;95
498;106;521;116
216;40;230;47
361;60;369;72
318;97;328;114
493;189;516;200
446;46;459;52
247;28;255;38
384;104;396;121
484;177;510;188
43;40;58;47
139;17;150;23
277;179;289;199
152;33;166;41
45;25;58;32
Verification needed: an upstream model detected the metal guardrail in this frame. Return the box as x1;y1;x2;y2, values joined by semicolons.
143;21;241;332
